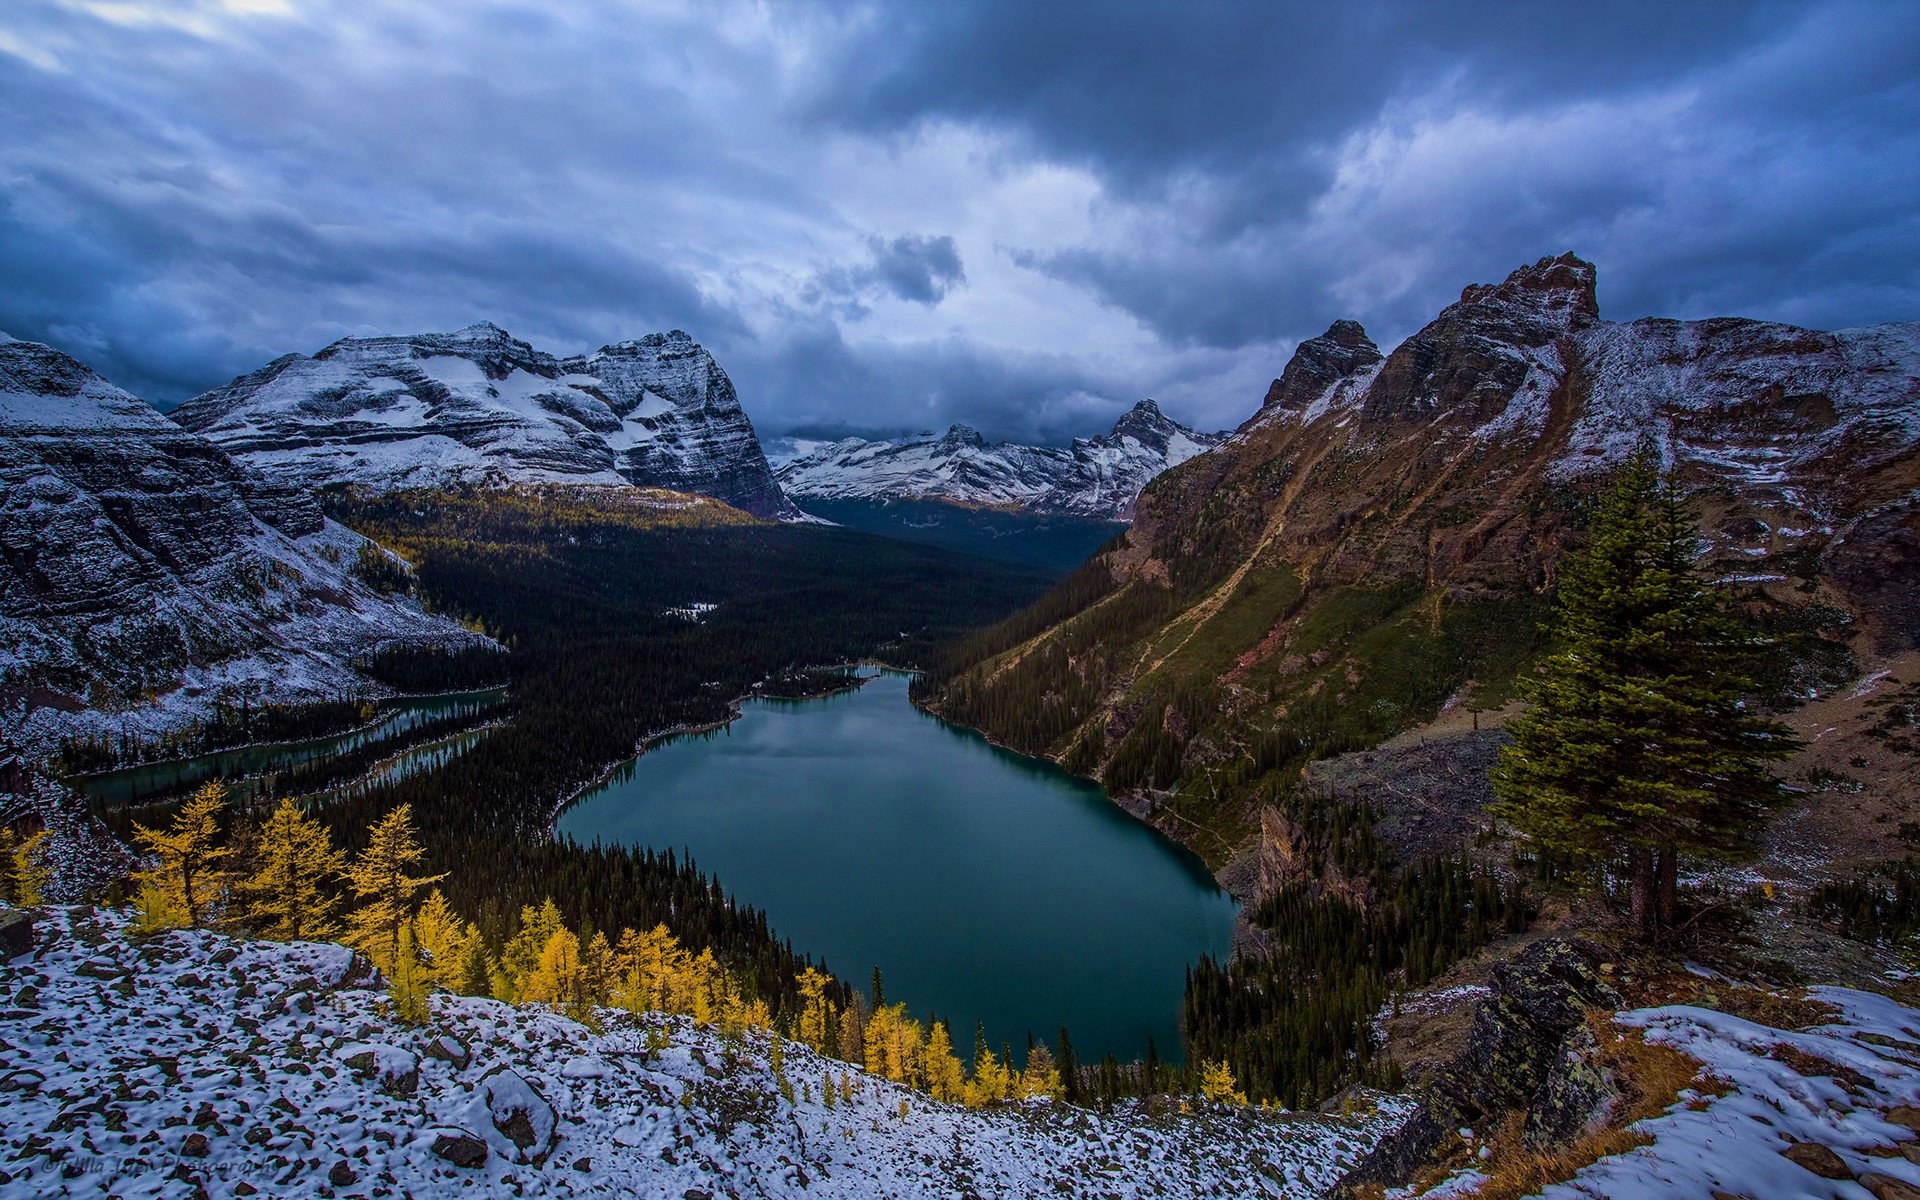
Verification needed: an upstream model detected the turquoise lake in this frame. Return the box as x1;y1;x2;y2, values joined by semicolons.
556;671;1235;1064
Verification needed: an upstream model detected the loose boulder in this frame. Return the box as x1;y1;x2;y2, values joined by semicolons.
0;910;35;960
429;1130;489;1169
479;1068;556;1164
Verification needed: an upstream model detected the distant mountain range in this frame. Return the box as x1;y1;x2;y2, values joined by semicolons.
772;399;1223;520
0;335;489;754
171;324;801;520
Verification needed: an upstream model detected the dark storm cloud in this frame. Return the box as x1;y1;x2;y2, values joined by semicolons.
806;234;967;317
0;0;1913;439
728;319;1121;447
805;0;1920;356
867;235;966;305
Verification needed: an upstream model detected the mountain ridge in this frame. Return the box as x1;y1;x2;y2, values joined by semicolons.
918;252;1920;867
0;334;493;755
774;399;1224;520
172;324;802;520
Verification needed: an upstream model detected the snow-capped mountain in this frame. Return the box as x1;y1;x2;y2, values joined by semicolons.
774;400;1222;519
0;335;491;754
171;324;801;520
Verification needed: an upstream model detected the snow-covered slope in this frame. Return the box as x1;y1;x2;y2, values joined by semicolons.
2;907;1412;1199
172;325;801;520
775;400;1222;519
1407;987;1920;1200
0;336;491;755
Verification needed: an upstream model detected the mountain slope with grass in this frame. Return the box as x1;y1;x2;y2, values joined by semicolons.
916;253;1920;870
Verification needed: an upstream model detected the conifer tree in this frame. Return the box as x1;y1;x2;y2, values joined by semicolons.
1492;451;1799;936
836;991;867;1065
0;829;49;907
1056;1026;1081;1105
413;889;479;989
389;919;431;1025
796;967;836;1054
343;804;446;974
1199;1059;1245;1106
236;797;346;941
520;927;584;1005
132;781;233;930
1020;1042;1062;1101
924;1021;967;1104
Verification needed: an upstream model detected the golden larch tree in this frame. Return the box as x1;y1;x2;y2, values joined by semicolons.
236;797;346;941
342;804;446;975
132;781;233;930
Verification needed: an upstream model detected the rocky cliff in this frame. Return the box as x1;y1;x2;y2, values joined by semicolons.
920;254;1920;865
774;399;1222;520
172;324;801;520
0;335;489;755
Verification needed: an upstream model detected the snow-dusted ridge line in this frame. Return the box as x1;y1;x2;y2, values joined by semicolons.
4;907;1412;1198
171;323;804;521
774;399;1226;520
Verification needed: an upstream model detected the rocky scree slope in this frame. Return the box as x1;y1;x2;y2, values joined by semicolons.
0;335;489;756
171;324;802;520
774;399;1223;520
0;906;1410;1199
921;253;1920;867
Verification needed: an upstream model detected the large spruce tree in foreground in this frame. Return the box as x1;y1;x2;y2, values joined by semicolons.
1492;451;1799;938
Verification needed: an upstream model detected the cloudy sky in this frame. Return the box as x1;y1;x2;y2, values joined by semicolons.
2;1;1916;443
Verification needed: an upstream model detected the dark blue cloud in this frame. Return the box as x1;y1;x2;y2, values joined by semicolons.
0;0;1912;442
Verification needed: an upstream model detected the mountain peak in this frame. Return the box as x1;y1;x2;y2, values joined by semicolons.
939;423;987;448
450;320;513;342
1459;252;1599;330
1110;399;1181;442
1261;320;1384;415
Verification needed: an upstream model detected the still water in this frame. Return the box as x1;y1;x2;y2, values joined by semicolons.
557;672;1234;1064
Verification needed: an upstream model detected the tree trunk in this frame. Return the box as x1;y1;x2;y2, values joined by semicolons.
1656;846;1678;932
1629;846;1655;937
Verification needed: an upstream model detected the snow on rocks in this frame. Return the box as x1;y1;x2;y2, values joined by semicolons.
2;907;1412;1198
172;324;802;520
0;335;495;757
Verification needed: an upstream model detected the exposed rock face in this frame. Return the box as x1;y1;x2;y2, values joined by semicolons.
774;399;1223;519
0;335;488;754
172;324;801;520
1340;938;1623;1192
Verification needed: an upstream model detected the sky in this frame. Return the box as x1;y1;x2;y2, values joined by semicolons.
2;1;1916;445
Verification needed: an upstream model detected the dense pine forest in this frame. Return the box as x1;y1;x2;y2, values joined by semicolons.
1182;785;1533;1107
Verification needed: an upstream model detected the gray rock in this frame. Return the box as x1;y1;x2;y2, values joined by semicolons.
0;336;486;752
480;1067;556;1163
1523;1023;1622;1149
172;324;802;520
424;1033;470;1070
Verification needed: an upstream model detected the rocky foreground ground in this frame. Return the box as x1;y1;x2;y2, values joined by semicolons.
0;907;1407;1199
